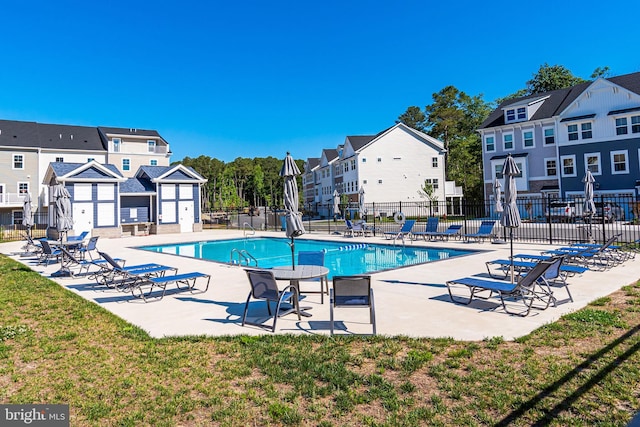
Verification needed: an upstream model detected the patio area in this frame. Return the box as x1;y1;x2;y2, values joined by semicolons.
3;229;639;341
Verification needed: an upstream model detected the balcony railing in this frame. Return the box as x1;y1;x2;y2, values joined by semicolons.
0;193;29;206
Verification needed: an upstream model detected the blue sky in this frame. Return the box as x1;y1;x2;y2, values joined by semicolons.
1;1;639;163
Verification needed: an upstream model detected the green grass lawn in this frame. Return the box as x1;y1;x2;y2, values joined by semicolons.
1;254;639;426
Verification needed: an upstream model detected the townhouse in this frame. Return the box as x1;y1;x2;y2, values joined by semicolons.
478;71;640;217
303;123;463;217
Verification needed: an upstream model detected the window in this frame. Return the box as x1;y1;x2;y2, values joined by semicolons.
632;116;640;133
517;107;526;120
147;140;156;153
363;179;367;184
432;157;438;168
362;158;367;162
377;157;382;162
425;178;439;189
122;158;130;171
584;153;601;175
568;124;579;141
350;159;356;170
12;210;23;225
615;117;628;135
494;164;503;179
561;155;576;177
17;182;29;194
611;150;628;174
150;159;158;166
503;134;513;150
378;179;383;184
581;122;592;139
506;109;515;121
113;138;121;152
523;130;534;148
87;157;94;162
545;159;557;177
544;128;555;144
55;157;64;162
485;135;495;152
13;154;23;170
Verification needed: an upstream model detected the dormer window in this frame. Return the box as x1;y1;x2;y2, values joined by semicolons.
517;107;526;120
506;109;516;121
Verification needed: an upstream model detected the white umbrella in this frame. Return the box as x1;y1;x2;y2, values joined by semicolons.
279;152;305;269
583;170;596;216
22;192;34;238
358;186;366;219
500;155;521;283
494;178;503;214
333;189;341;218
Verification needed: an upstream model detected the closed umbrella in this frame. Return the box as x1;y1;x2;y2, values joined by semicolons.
582;170;596;241
500;155;521;283
358;186;366;220
333;189;340;220
54;184;74;241
280;152;305;269
22;192;34;239
494;178;503;214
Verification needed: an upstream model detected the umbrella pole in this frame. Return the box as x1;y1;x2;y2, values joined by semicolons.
290;237;295;270
510;228;515;284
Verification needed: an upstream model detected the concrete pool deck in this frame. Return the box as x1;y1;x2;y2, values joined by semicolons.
2;229;639;341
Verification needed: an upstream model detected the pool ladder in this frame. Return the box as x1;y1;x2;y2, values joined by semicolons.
243;222;256;238
229;248;258;267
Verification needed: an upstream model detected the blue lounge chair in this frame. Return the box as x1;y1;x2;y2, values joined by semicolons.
383;220;416;242
426;224;462;241
485;256;583;302
412;217;439;241
446;258;556;316
463;220;496;242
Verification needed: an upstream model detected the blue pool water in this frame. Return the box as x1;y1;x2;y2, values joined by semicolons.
138;237;476;278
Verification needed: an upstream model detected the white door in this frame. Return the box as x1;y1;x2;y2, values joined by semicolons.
178;201;194;233
72;203;93;237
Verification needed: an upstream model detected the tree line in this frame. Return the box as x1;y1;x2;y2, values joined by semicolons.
177;64;611;209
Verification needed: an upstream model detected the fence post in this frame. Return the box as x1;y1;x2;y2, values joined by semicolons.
547;194;553;244
372;202;376;237
600;194;607;243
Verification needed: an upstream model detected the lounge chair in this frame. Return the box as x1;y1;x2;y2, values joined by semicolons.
76;236;100;260
426;224;462;241
242;269;300;332
131;271;211;302
446;258;556;316
411;217;439;241
96;251;178;289
38;240;62;265
344;219;370;237
485;255;578;302
383;220;416;242
463;220;496;243
21;233;43;256
297;251;329;303
330;275;376;335
541;234;621;270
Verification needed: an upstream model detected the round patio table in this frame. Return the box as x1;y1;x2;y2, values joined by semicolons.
270;265;329;317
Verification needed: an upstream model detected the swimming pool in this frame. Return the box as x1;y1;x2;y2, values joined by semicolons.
138;237;477;278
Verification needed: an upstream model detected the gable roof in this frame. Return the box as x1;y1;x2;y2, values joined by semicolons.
137;164;206;183
479;71;640;130
43;161;125;184
97;126;168;146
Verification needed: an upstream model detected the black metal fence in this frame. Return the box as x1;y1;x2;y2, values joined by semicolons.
203;194;640;244
3;195;638;245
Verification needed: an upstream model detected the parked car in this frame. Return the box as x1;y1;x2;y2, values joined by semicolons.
546;200;583;222
594;202;625;222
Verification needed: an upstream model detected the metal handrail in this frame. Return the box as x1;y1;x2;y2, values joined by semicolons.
229;248;258;267
243;222;256;238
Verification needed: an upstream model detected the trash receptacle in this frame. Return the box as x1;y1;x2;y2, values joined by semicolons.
280;215;286;231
